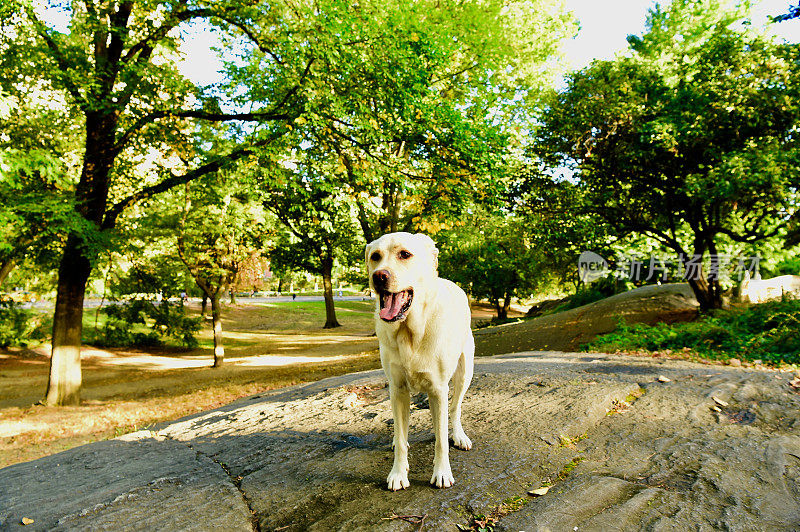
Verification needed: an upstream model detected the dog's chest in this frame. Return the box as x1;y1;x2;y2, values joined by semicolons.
379;330;437;391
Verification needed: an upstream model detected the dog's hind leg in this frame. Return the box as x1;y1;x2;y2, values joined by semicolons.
450;337;474;451
387;383;411;491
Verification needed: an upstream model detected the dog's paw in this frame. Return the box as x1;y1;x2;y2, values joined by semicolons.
430;466;454;488
452;429;472;451
387;469;410;491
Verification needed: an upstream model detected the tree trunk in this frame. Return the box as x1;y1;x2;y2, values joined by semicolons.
44;235;93;406
321;257;341;329
680;250;723;312
0;257;16;287
201;293;208;318
499;294;512;320
686;276;723;312
45;112;116;405
229;289;236;305
210;293;224;367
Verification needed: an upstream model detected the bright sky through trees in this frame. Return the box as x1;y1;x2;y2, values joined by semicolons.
38;0;799;86
565;0;799;70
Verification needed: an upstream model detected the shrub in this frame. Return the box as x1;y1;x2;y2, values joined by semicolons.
89;300;201;348
0;300;48;348
586;300;800;364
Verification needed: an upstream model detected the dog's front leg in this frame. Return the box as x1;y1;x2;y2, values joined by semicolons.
428;385;454;488
387;382;411;491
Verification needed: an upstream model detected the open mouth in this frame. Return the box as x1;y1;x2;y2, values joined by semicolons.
378;289;414;322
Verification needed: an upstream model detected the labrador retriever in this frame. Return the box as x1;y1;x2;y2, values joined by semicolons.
365;232;474;490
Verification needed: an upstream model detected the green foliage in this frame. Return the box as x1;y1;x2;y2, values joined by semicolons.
587;300;800;364
89;300;201;349
0;300;49;348
174;170;270;301
528;0;800;309
110;255;194;300
439;211;539;318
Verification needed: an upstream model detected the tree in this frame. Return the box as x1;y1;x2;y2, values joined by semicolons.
530;0;800;310
0;89;81;288
439;212;538;319
176;174;268;367
3;0;362;404
233;0;576;245
260;163;361;329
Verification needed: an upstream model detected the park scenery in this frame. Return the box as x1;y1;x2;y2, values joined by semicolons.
1;0;800;530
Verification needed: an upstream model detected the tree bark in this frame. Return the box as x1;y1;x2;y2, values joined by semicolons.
681;250;723;312
44;111;116;405
210;293;224;367
44;235;94;405
686;276;723;311
321;256;341;329
229;289;236;305
0;257;16;287
500;294;512;320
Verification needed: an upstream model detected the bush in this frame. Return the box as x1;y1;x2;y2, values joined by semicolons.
89;300;201;348
546;276;633;316
0;300;48;348
586;300;800;364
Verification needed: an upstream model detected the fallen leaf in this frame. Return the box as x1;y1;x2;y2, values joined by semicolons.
21;518;34;525
528;486;550;496
712;396;729;407
657;375;671;383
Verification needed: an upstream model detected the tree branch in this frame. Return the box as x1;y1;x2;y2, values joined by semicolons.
113;58;312;153
103;128;288;229
24;5;85;108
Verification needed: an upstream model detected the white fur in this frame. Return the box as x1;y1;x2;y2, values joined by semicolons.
365;232;474;490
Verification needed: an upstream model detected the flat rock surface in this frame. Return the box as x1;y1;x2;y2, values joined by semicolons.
2;351;799;531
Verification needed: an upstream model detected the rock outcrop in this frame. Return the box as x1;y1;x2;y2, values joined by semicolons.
2;351;799;530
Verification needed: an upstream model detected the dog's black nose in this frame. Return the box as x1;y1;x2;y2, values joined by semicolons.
372;269;390;289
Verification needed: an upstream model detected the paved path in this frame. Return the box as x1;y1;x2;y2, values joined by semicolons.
21;295;372;310
2;351;799;530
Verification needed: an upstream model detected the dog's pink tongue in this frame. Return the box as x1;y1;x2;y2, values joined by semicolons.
380;291;407;320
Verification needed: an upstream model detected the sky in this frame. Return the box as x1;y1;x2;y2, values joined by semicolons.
564;0;799;69
40;0;800;86
174;0;800;86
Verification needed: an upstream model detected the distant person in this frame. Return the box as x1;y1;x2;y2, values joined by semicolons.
292;293;297;301
180;291;188;304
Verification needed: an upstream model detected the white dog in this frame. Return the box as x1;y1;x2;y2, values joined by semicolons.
365;232;474;490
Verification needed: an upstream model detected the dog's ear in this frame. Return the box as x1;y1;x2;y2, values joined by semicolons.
415;233;439;273
364;241;373;266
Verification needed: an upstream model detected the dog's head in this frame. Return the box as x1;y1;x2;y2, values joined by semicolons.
365;232;439;323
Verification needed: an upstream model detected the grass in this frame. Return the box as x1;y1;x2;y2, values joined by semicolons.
458;496;530;532
586;300;800;365
0;298;380;468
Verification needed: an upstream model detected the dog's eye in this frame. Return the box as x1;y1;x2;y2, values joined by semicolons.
398;250;412;260
370;252;381;262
